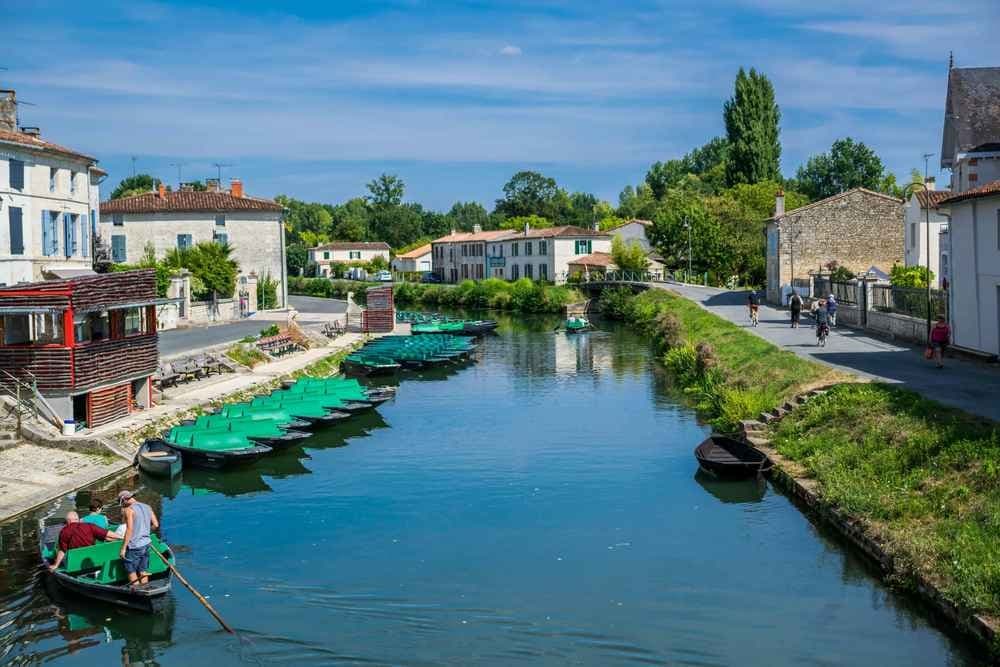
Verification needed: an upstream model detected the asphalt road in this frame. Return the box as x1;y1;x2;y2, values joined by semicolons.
158;296;347;358
662;282;1000;422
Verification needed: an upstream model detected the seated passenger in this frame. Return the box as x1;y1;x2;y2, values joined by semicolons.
81;498;109;529
48;511;119;572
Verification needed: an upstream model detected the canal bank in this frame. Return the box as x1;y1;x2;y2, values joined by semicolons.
599;286;1000;657
0;313;986;665
0;333;367;524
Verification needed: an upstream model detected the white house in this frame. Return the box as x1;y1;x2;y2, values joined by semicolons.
0;89;103;285
903;183;950;287
310;241;390;276
99;179;287;307
608;219;653;251
485;225;611;284
431;228;513;282
937;64;1000;358
391;243;431;273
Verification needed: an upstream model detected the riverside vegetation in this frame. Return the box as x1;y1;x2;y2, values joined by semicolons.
601;286;1000;649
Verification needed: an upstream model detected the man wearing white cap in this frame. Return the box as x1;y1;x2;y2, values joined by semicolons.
117;490;159;588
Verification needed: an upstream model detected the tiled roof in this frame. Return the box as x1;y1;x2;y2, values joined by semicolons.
315;241;391;251
395;243;431;259
914;189;952;209
938;180;1000;205
941;67;1000;168
432;230;514;243
101;190;283;214
0;129;96;162
514;225;610;239
568;252;615;267
608;218;652;231
768;187;901;222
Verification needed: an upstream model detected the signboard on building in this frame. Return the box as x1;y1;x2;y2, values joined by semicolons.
488;256;506;267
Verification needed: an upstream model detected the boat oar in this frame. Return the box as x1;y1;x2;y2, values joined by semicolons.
149;547;235;634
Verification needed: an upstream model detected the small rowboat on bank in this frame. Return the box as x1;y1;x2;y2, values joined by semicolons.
40;521;175;613
694;435;772;479
135;439;182;479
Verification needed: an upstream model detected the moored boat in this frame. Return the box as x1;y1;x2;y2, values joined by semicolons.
694;435;772;479
135;439;182;479
156;434;272;470
40;521;174;613
564;316;592;333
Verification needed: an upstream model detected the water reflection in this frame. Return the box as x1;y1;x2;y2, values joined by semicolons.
694;469;767;504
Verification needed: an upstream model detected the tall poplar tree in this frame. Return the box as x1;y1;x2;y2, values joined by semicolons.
723;68;781;187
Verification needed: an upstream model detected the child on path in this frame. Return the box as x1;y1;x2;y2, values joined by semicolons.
929;317;951;369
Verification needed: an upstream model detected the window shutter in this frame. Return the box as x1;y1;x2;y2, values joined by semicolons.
81;211;91;258
9;160;24;190
42;210;51;256
8;207;23;255
63;213;73;257
112;235;126;262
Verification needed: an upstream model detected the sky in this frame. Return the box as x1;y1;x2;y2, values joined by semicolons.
4;0;999;210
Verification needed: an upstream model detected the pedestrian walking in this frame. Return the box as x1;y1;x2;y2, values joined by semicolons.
118;490;159;589
929;316;951;369
789;292;803;328
826;294;838;327
747;290;760;327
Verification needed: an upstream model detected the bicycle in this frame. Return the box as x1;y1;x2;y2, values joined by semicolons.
816;323;829;347
749;306;759;328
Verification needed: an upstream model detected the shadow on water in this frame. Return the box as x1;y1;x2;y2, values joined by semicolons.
694;469;767;504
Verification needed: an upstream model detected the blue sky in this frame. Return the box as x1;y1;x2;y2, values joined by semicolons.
5;0;999;209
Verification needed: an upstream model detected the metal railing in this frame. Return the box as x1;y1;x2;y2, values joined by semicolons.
0;369;63;432
871;284;948;320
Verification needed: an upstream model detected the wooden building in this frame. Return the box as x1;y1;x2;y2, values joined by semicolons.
0;270;161;428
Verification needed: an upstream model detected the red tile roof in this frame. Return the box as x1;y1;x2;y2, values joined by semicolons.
514;225;610;239
938;180;1000;205
567;252;615;268
395;243;431;259
432;230;514;243
314;241;390;251
914;189;952;208
0;129;96;162
101;190;283;214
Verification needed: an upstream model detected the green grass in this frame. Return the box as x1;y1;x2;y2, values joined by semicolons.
771;383;1000;619
619;289;832;429
225;344;269;368
393;278;581;314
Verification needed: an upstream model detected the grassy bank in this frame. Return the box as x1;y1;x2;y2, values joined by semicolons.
772;383;1000;632
288;277;378;303
394;278;581;314
603;288;832;429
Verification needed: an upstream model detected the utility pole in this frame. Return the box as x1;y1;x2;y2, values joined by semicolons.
213;162;233;183
923;152;935;339
169;162;186;188
130;156;137;178
684;218;692;280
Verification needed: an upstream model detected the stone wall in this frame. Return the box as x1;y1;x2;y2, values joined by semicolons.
866;310;928;345
188;298;238;324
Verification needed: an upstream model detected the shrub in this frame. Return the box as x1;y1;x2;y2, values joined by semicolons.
391;279;579;314
598;287;635;320
257;272;279;310
654;310;684;351
225;343;268;368
259;324;280;337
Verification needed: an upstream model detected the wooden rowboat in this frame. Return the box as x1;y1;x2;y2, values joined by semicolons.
136;439;182;479
694;435;772;479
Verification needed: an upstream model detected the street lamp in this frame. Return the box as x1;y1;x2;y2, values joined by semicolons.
901;151;936;340
683;218;692;281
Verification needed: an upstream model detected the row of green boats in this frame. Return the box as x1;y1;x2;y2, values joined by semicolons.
342;334;479;375
396;310;498;336
139;376;396;471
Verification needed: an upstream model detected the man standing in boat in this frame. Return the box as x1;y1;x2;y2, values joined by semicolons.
118;490;159;588
48;511;121;571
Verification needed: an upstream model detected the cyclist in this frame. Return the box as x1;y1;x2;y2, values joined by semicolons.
747;290;760;327
814;299;830;346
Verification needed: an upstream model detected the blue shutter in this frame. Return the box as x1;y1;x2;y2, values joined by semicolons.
42;210;52;256
8;207;23;255
9;160;24;190
81;211;91;258
63;213;72;257
111;235;126;263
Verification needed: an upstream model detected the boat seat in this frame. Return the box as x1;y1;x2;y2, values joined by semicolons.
62;536;170;584
142;451;170;458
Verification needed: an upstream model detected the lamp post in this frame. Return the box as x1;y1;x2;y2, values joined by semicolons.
684;218;692;281
901;153;935;341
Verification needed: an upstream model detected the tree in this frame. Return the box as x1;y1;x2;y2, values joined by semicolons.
617;183;658;220
286;243;308;276
494;171;560;219
164;242;239;299
794;138;886;201
723;68;781;186
330;198;370;241
648;190;726;275
110;174;160;199
499;214;551;231
611;236;648;272
446;201;490;232
644;137;730;198
890;264;934;288
366;173;405;209
566;191;600;228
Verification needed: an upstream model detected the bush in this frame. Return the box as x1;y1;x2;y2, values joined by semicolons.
654;310;684;351
225;343;268;368
391;279;579;314
598;287;635;320
257;272;279;310
259;324;280;337
288;277;377;304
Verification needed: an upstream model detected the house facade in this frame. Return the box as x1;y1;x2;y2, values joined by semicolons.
0;270;161;428
431;228;512;282
903;184;951;287
0;89;103;286
941;66;1000;193
98;180;287;307
608;219;653;251
765;188;904;304
485;226;612;283
391;243;432;273
310;241;390;275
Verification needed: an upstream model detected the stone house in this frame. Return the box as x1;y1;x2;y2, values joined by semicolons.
98;180;287;307
0;89;105;286
607;219;653;251
310;241;390;275
485;225;611;284
941;66;1000;193
765;188;904;304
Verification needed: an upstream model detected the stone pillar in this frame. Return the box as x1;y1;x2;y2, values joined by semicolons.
167;272;192;323
242;273;258;315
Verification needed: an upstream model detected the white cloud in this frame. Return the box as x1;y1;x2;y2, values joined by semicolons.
499;44;522;57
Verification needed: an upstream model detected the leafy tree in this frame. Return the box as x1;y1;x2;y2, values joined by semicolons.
723;68;781;186
645;137;730;198
495;171;560;219
794;138;886;201
648;190;726;275
164;242;238;299
330;198;370;241
499;214;551;231
286;243;308;276
366;173;405;209
617;183;658;220
566;191;600;228
890;264;934;288
611;236;649;272
110;174;160;199
446;201;490;231
420;209;451;240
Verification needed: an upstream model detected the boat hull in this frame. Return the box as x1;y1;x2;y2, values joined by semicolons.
49;571;171;613
694;435;772;479
156;438;272;470
136;441;182;479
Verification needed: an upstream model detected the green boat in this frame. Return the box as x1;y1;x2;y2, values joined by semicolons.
169;420;309;450
40;521;175;613
564;316;592;333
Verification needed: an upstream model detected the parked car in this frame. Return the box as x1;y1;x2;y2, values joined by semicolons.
421;272;443;284
374;270;393;282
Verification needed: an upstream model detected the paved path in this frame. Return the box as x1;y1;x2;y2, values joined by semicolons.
661;283;1000;423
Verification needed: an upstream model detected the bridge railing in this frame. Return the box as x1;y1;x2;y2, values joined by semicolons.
566;270;666;284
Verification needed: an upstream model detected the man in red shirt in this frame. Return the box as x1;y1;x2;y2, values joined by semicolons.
48;511;120;571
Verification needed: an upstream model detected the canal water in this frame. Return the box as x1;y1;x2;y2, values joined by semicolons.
0;315;983;665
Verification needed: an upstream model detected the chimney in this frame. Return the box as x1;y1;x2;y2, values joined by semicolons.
180;183;194;192
0;90;16;132
924;176;936;191
20;126;40;137
523;221;530;235
158;182;167;199
230;178;243;198
774;188;785;217
592;220;600;232
450;228;457;236
206;178;220;193
472;223;482;234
